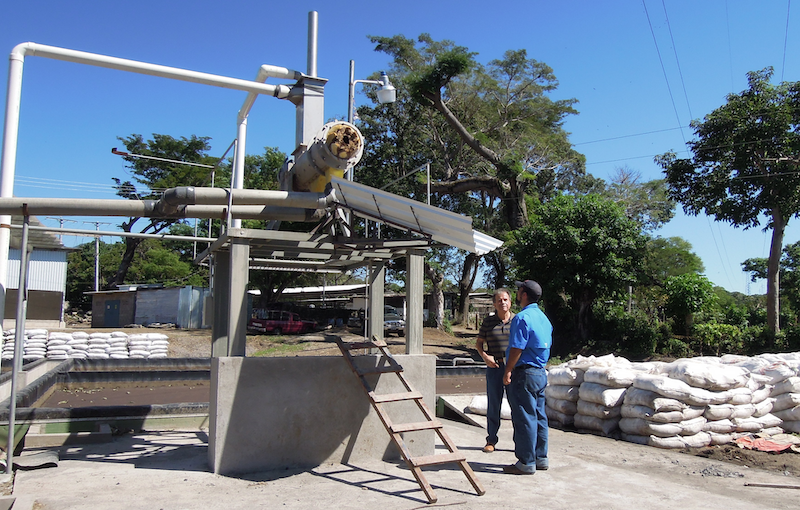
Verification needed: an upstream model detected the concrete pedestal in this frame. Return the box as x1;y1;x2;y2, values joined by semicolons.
209;354;436;476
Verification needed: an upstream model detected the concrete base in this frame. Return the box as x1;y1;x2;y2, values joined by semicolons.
209;354;436;476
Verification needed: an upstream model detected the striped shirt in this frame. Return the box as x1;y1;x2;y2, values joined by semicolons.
478;312;514;359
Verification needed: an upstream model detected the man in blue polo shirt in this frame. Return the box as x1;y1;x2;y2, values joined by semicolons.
502;279;553;475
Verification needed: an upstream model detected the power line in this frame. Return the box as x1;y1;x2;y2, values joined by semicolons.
782;0;792;81
661;0;694;120
572;126;689;146
642;0;687;146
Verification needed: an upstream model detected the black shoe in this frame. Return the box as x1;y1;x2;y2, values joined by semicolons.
502;464;534;475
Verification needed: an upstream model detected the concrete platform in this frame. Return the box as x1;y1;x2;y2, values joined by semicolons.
8;417;798;509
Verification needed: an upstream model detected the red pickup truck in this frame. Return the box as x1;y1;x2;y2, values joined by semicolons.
248;309;317;335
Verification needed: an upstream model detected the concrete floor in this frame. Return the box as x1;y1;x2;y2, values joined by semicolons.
8;416;798;509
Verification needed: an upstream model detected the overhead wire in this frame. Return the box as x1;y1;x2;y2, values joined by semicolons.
782;0;792;81
644;0;736;286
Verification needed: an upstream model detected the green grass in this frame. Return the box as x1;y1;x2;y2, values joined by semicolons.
251;343;305;357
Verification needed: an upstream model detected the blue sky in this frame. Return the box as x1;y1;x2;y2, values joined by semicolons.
0;1;797;294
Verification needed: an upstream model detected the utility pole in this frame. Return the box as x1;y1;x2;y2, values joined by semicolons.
83;221;111;291
46;216;77;242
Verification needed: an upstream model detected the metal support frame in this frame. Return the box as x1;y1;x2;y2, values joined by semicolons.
227;237;250;356
6;214;29;475
211;251;230;358
406;249;424;354
367;262;386;343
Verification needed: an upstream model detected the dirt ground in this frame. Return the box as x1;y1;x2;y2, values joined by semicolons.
56;323;800;480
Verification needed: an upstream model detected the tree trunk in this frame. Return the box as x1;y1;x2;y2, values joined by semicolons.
107;236;143;289
575;286;596;343
505;176;528;230
486;251;506;289
767;207;785;335
425;262;445;330
456;253;480;324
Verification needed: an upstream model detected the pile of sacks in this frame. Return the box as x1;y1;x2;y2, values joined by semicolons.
1;330;170;360
545;352;800;448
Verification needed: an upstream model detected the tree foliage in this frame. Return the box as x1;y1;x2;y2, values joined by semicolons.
511;194;647;353
664;273;718;335
111;133;219;288
657;68;800;333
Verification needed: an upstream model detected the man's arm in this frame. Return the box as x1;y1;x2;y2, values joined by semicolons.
476;334;498;368
503;347;523;385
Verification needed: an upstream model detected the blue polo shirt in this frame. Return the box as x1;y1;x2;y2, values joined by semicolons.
506;303;552;368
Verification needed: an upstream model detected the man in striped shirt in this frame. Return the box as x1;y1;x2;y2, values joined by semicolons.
475;288;514;453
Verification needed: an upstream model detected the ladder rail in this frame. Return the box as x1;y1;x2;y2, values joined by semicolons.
335;336;485;503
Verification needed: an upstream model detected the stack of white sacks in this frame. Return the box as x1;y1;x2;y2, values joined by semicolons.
545;352;800;448
0;330;169;360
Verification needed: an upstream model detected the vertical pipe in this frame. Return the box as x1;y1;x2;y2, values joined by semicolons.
6;214;30;475
94;234;99;292
0;53;27;325
426;162;431;205
347;60;356;128
232;119;246;229
307;11;318;77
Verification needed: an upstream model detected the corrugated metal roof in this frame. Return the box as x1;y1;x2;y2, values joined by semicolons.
196;180;503;273
10;216;67;250
331;177;503;255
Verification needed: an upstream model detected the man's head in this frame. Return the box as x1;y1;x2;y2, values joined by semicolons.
492;288;512;314
515;280;542;306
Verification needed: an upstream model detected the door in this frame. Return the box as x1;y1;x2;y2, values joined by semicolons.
105;300;120;328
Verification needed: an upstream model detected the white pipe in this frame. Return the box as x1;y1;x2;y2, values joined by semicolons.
162;186;334;209
307;11;318;77
0;197;328;221
234;64;303;228
0;51;25;320
232;119;247;228
10;43;293;97
0;41;297;326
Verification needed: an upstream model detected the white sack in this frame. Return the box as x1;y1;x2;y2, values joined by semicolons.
574;414;620;436
771;377;800;396
773;406;800;421
584;366;638;388
772;392;800;413
577;399;621;419
662;359;750;390
579;382;627;407
623;387;687;412
546;405;575;426
703;419;736;434
548;398;578;415
548;366;585;386
545;384;580;402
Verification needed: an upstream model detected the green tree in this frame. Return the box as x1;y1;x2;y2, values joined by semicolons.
664;273;718;336
511;194;647;352
363;34;584;323
657;68;800;334
743;240;800;315
644;237;704;283
111;133;218;288
595;167;675;233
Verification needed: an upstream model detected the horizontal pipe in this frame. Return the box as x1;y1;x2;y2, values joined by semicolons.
10;224;214;243
0;198;325;221
161;187;334;210
12;43;292;98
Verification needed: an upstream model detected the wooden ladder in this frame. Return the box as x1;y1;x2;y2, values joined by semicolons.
336;336;485;504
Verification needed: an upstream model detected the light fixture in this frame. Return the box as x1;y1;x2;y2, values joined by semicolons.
376;71;396;104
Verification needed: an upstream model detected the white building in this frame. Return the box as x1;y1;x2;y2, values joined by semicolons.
4;216;69;329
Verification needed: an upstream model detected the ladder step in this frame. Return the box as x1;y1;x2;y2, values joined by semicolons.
391;420;443;433
370;390;423;403
356;364;403;375
411;452;466;467
341;339;387;350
